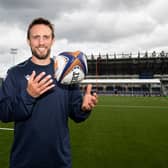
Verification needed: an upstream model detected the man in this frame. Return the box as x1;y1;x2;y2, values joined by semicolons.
0;17;98;168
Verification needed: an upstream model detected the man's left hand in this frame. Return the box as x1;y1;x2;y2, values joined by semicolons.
81;84;98;111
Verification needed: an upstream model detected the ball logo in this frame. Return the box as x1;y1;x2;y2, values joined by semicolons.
71;67;80;83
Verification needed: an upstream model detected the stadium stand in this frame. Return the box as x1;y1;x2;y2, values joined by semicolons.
81;51;168;96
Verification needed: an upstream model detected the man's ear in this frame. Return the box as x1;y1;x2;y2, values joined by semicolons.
52;38;55;45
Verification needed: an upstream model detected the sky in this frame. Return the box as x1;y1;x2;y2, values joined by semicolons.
0;0;168;75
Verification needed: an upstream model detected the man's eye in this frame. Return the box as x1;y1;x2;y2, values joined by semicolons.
43;36;50;40
32;36;40;40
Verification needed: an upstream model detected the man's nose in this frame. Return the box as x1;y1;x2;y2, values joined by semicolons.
39;37;45;44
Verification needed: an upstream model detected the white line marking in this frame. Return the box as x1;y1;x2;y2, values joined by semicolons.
0;128;14;131
97;105;168;109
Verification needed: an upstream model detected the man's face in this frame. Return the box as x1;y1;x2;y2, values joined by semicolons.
27;24;54;60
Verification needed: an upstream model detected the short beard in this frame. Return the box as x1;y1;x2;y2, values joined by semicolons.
31;48;51;60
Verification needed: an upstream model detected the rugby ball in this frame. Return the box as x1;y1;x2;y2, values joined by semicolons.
54;51;88;85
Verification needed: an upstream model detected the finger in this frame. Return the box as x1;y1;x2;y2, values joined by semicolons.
40;84;55;95
93;92;97;96
91;92;98;102
85;84;92;95
87;102;94;108
29;70;36;81
82;105;91;111
34;72;46;83
39;78;54;91
89;103;95;109
84;103;95;111
92;92;98;99
82;100;94;111
38;75;52;87
91;98;98;105
90;96;97;106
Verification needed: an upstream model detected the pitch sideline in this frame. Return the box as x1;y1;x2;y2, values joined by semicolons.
0;127;14;131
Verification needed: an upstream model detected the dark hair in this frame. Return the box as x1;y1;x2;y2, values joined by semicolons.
27;17;55;39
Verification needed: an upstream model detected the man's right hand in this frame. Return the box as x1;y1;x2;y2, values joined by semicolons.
27;71;55;98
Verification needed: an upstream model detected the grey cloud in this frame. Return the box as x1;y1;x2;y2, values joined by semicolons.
98;0;154;11
0;0;84;9
54;12;156;43
0;0;88;23
57;24;155;43
0;0;37;9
